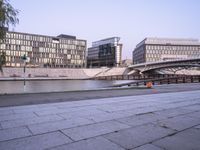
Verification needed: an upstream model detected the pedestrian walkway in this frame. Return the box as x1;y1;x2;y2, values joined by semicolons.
0;90;200;150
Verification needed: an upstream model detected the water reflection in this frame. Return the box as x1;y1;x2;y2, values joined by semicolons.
0;80;132;94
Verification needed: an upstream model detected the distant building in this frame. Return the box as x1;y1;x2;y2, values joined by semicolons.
132;37;200;64
121;59;132;67
0;29;87;68
87;37;122;68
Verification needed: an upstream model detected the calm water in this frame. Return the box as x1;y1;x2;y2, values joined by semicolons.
0;80;132;94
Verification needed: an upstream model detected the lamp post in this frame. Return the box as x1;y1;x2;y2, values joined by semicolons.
22;54;27;92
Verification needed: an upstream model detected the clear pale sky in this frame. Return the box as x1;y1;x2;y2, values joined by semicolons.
11;0;200;59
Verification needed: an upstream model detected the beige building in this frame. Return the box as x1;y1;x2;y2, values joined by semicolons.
133;37;200;64
0;29;87;68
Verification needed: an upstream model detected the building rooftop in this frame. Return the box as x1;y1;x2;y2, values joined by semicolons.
92;37;120;47
6;30;84;41
57;34;76;39
136;37;200;48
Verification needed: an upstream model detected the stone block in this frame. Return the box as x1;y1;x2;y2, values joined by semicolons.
13;106;58;114
132;144;164;150
58;108;108;119
0;113;36;122
83;111;133;123
195;125;200;129
28;117;93;135
49;137;125;150
1;114;63;129
154;108;195;118
34;106;98;116
157;115;200;131
0;127;31;142
182;104;200;111
62;120;130;141
0;109;14;116
0;131;72;150
184;111;200;119
153;128;200;150
117;113;165;127
104;123;174;149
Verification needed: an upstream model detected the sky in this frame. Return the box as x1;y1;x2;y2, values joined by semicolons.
10;0;200;59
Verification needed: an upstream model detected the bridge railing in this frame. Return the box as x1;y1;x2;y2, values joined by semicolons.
111;75;200;87
92;74;186;80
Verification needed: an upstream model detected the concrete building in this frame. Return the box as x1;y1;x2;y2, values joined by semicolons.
132;37;200;64
87;37;122;68
0;28;87;68
121;59;132;67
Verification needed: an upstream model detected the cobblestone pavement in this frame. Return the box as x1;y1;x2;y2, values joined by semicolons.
0;90;200;150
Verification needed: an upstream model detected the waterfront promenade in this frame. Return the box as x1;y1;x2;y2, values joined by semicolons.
0;83;200;107
0;88;200;149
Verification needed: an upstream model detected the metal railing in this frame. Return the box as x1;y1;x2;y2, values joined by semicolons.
111;75;200;87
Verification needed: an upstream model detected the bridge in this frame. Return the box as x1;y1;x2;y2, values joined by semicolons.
111;75;200;87
128;58;200;74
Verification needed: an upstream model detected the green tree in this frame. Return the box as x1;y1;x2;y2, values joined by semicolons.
0;0;18;73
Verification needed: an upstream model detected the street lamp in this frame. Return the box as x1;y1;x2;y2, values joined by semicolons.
22;54;27;92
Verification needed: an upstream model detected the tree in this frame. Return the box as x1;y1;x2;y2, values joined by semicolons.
0;51;5;72
0;0;18;73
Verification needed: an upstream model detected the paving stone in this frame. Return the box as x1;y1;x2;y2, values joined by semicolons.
96;101;160;113
0;131;72;150
49;136;125;150
182;104;200;111
55;103;93;109
194;125;200;129
9;105;38;110
12;106;58;114
117;113;165;127
0;109;14;116
104;123;174;149
119;106;162;116
34;106;99;116
28;117;94;135
96;104;139;112
1;114;64;129
157;115;200;131
58;108;108;119
183;111;200;119
154;107;196;118
83;111;133;123
0;127;31;142
0;90;200;150
62;120;130;141
153;128;200;150
166;99;200;107
0;112;37;122
132;144;164;150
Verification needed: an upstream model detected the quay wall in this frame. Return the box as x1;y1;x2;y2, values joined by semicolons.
0;67;127;79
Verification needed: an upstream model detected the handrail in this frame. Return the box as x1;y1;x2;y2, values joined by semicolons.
111;75;200;87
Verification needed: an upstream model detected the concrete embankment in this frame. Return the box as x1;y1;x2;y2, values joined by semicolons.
0;67;127;80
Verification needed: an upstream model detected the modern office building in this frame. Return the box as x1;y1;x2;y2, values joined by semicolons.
132;37;200;64
0;28;87;68
87;37;122;68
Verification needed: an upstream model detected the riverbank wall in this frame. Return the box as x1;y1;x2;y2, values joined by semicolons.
0;67;127;80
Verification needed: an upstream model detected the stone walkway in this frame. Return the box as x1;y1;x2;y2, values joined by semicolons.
0;90;200;150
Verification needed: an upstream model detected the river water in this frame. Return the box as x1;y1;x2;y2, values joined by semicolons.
0;80;132;94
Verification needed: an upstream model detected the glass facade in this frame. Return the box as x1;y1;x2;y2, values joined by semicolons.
133;38;200;64
87;37;122;68
0;31;87;68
